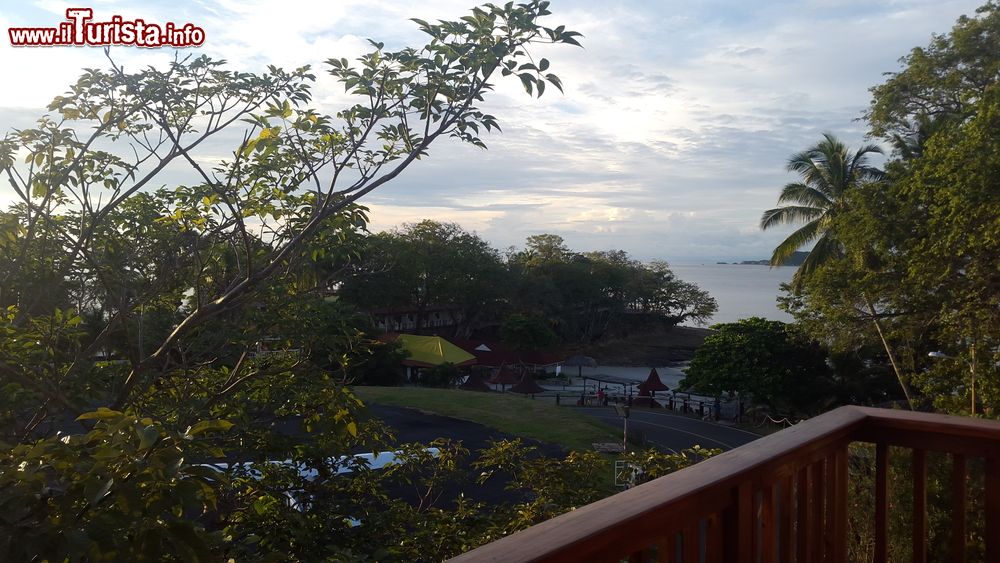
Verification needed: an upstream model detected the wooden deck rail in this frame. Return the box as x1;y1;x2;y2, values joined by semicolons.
450;406;1000;563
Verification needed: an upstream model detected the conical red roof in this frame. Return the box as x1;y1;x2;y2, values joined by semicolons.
509;372;546;395
489;364;521;385
638;367;670;393
458;372;491;392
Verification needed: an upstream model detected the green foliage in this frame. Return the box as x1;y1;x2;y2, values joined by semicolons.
350;339;408;386
419;362;461;388
680;317;832;415
866;1;1000;139
760;133;884;290
341;227;717;344
783;4;1000;415
339;220;509;339
501;312;557;352
1;409;226;561
0;2;589;560
847;445;988;562
475;439;611;528
508;239;717;342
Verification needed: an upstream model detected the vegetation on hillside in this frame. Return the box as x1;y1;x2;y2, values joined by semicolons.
339;222;718;343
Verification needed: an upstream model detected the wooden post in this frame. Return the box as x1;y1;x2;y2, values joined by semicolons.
913;449;927;563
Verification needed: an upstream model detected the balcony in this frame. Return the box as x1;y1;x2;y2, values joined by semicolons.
451;406;1000;562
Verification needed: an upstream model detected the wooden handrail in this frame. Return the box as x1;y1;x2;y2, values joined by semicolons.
450;405;1000;563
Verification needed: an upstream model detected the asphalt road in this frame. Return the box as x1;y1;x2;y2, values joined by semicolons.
577;407;760;452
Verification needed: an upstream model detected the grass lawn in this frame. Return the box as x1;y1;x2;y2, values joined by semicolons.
352;386;619;452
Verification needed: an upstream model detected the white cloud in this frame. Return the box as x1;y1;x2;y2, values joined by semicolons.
0;0;986;260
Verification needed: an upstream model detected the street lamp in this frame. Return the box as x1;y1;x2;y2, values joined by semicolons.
928;351;977;415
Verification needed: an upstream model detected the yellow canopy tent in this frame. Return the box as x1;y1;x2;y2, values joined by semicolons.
396;334;476;367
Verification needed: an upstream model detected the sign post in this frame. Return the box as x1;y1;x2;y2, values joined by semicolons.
613;403;630;454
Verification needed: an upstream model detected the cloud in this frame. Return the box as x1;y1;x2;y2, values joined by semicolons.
0;0;986;261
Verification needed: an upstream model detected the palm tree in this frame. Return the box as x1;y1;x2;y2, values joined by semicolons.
760;133;884;290
762;133;917;408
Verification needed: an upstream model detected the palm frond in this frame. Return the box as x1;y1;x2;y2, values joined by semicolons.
789;233;843;291
820;132;846;153
786;151;828;188
760;205;825;230
775;182;833;208
767;134;883;287
798;232;842;275
849;143;885;183
769;219;821;266
821;134;848;191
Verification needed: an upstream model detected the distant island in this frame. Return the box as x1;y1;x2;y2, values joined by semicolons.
719;251;809;267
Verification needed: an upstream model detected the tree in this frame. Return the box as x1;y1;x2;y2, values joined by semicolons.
630;260;717;325
759;133;884;288
679;317;832;415
0;2;584;559
509;240;716;342
501;313;557;353
866;1;1000;140
522;233;571;266
761;134;919;407
780;2;1000;416
866;85;1000;414
339;220;509;338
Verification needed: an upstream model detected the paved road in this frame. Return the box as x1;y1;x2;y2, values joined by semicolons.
578;407;759;452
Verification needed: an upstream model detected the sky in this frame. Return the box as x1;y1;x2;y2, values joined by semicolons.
0;0;984;262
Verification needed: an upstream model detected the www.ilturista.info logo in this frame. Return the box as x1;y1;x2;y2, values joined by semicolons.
9;8;205;47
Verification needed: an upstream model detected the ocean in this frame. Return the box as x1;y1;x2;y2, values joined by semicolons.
669;263;795;326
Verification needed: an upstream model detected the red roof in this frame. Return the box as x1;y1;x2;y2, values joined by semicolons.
637;368;670;393
452;340;567;367
489;364;521;385
458;373;492;392
510;373;546;395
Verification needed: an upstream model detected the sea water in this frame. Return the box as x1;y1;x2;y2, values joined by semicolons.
670;263;795;326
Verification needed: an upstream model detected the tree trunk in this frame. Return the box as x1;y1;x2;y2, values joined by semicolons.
863;293;915;409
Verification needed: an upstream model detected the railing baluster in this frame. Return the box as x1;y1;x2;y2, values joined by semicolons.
987;458;1000;563
825;454;838;562
913;449;927;563
779;475;793;563
629;545;653;563
707;512;723;563
664;531;678;563
951;454;966;563
811;459;826;563
682;524;699;563
739;481;755;562
796;465;811;563
833;446;849;563
875;443;889;563
762;485;776;562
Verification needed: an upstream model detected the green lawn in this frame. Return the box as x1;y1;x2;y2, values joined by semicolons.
352;386;619;451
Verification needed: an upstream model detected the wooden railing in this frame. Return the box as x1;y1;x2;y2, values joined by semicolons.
450;406;1000;562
